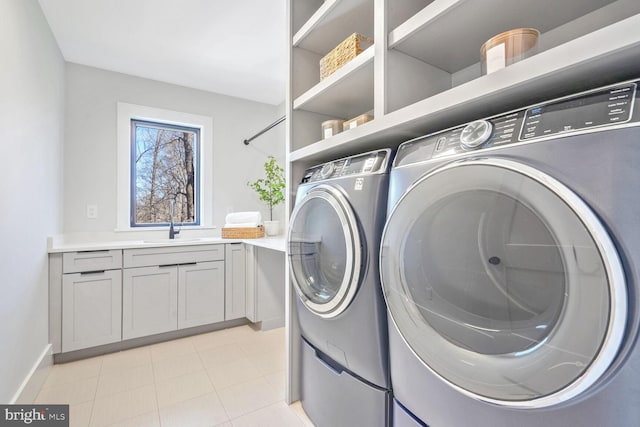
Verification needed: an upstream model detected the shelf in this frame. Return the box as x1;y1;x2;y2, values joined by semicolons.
389;0;616;73
290;13;640;164
293;46;374;118
293;0;339;47
293;0;374;54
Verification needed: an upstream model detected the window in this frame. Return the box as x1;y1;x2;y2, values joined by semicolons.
117;103;213;231
130;120;200;227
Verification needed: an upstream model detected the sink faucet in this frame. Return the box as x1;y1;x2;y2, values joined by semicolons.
169;199;180;239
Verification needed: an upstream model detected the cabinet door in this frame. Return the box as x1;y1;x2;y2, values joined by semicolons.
255;248;286;324
62;270;122;352
245;245;257;322
178;261;225;329
122;266;178;340
225;243;246;320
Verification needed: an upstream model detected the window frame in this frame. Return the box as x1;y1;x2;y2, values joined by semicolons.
116;102;213;231
129;119;202;228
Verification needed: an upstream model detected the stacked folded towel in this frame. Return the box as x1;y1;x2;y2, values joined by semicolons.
224;211;262;228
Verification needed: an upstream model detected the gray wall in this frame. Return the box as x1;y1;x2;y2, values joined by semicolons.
64;64;285;235
0;0;64;403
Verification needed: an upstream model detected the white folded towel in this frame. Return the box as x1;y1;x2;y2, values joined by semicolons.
224;222;260;228
225;211;262;225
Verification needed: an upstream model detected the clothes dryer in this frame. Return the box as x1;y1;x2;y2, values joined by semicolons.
289;149;392;427
380;80;640;426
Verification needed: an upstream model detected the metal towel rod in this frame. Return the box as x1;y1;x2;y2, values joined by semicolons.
243;116;286;145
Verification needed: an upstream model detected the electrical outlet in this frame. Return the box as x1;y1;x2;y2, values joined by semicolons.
86;204;98;219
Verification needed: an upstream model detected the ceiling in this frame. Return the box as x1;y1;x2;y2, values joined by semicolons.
38;0;287;105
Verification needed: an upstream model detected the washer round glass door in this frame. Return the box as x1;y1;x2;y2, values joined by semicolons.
380;158;626;408
288;184;362;318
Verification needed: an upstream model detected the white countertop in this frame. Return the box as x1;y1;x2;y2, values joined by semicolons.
47;235;286;253
243;236;286;252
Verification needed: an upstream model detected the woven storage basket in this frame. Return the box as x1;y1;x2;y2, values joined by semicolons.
320;33;374;80
221;226;265;239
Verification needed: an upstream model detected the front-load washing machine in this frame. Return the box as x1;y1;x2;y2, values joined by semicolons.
380;80;640;426
288;149;392;427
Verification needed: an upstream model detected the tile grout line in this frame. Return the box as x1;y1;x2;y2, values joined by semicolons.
197;327;272;424
86;356;104;427
93;347;159;427
194;338;233;424
149;345;162;427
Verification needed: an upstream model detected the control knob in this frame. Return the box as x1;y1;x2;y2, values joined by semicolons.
319;162;335;178
460;120;493;149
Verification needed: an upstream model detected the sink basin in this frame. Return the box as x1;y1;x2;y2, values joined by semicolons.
142;238;208;244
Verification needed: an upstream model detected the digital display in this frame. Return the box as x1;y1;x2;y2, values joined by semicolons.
520;84;635;140
343;154;375;175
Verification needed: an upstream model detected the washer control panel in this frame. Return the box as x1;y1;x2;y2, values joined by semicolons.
301;149;390;183
394;81;638;168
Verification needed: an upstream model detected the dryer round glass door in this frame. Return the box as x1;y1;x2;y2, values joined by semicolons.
288;184;362;318
380;158;627;408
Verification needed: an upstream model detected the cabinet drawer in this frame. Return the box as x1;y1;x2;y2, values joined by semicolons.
301;339;390;427
123;245;224;268
63;250;123;273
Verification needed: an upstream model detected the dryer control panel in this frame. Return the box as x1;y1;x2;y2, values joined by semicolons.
394;80;639;168
520;85;634;140
301;149;391;183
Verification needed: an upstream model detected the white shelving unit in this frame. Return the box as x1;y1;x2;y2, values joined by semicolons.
284;0;640;403
288;0;640;168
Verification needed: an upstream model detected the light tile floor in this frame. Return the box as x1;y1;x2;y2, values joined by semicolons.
35;325;314;427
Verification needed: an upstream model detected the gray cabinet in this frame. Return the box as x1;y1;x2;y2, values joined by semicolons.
51;242;250;354
59;250;123;352
62;270;122;352
225;243;246;320
179;261;225;328
122;265;178;340
122;244;228;339
245;245;285;329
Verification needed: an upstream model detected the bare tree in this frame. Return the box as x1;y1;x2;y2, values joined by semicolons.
182;132;195;221
148;129;164;222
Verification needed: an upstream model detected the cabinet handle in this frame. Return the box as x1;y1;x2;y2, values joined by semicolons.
158;262;199;268
77;250;110;254
80;270;106;275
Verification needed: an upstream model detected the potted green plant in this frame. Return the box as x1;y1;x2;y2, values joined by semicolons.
248;156;285;236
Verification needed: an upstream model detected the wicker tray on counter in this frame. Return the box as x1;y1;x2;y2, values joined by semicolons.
221;226;265;239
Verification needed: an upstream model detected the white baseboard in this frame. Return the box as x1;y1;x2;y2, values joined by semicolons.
11;344;53;404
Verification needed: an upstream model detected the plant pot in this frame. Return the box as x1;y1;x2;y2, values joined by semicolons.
263;220;280;236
